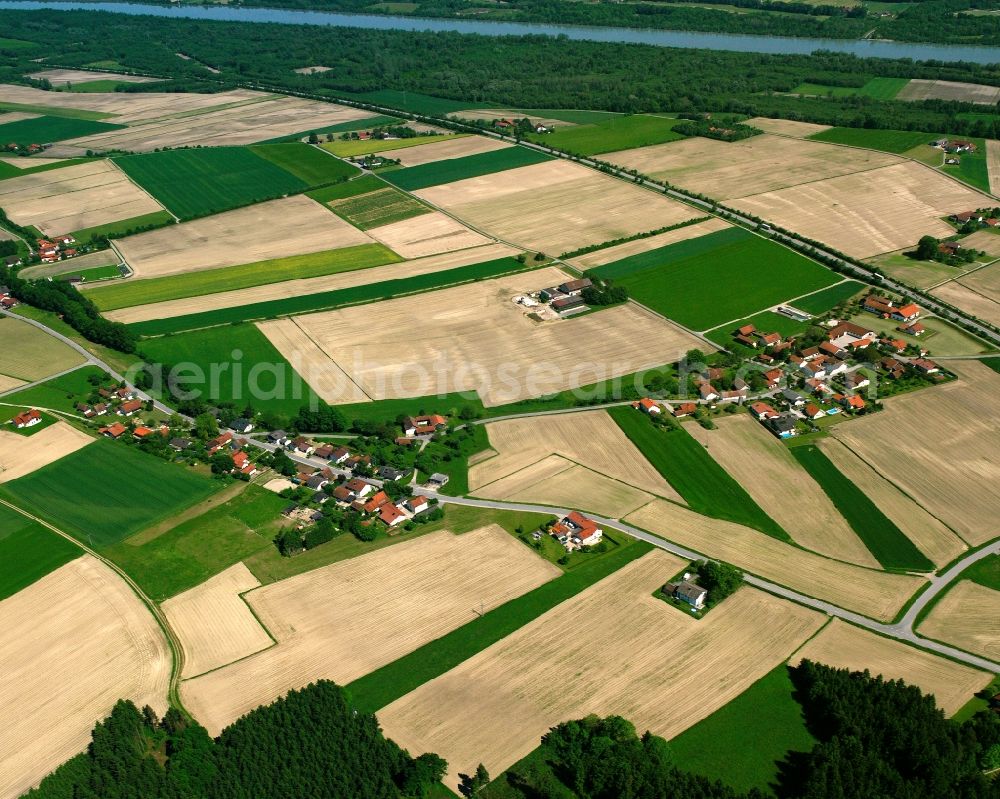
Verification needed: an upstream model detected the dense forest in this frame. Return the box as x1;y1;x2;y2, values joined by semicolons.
25;681;446;799
21;664;1000;798
0;10;996;138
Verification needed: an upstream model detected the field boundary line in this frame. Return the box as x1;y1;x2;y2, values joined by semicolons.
107;157;179;222
288;314;375;401
726;161;906;203
0;496;190;713
924;255;1000;291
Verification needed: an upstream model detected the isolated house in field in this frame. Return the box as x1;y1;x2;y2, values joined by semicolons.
551;511;603;549
13;408;42;428
634;397;662;415
403;414;448;436
551;295;585;314
558;278;592;296
668;580;707;610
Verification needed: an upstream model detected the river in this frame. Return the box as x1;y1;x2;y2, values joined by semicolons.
1;0;999;64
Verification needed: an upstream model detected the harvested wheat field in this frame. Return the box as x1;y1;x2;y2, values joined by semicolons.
0;159;164;235
366;211;491;258
625;500;924;620
0;556;169;799
931;281;1000;327
918;581;1000;660
182;526;560;735
50;95;373;155
745;118;833;138
731;162;990;258
379;135;511;166
791;619;990;715
415;159;699;254
163;563;274;679
603;134;899;200
818;438;966;567
0;83;268;122
114;195;370;280
281;269;705;406
987;141;1000;197
26;68;157;86
0;423;92;483
833;361;1000;545
0;374;25;392
106;242;518;324
470;410;683;501
898;79;1000;105
475;454;656;518
0;316;86;380
256;318;370;404
687;416;878;567
378;550;824;792
568;217;730;269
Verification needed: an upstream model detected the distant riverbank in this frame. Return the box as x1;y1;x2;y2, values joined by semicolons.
1;0;999;64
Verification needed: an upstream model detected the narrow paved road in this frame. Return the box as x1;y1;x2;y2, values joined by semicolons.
1;308;177;415
419;492;1000;674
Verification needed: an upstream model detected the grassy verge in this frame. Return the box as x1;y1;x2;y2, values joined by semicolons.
608;406;790;541
346;528;653;713
88;243;401;310
791;444;934;572
668;664;816;795
131;256;533;336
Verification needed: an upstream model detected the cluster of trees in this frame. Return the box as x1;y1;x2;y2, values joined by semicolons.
26;681;447;799
1;10;997;138
0;239;17;259
673;118;764;142
581;280;628;306
1;265;138;352
693;559;744;603
915;234;982;265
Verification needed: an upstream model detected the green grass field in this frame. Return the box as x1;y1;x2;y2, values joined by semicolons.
346;527;653;713
0;37;37;49
792;280;865;315
791;445;934;572
0;115;124;146
0;503;81;601
88;243;401;310
793;77;909;100
809;127;934;154
114;147;309;219
705;310;814;349
343;89;487;116
1;365;108;414
383;146;552;191
71;210;175;243
608;407;790;541
66;264;123;282
590;228;838;331
256;114;399;144
669;663;816;794
131;256;531;336
67;79;141;93
328;186;430;230
321;133;457;158
0;440;219;548
940;138;991;193
250;142;358;186
140;322;320;415
526;114;685;155
306;174;386;203
103;484;287;600
960;554;1000;591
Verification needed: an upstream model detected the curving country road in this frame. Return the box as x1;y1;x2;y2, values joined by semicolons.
417;491;1000;674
